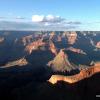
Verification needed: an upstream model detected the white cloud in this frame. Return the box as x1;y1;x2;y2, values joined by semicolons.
46;15;54;21
32;14;64;23
32;15;44;22
31;14;82;30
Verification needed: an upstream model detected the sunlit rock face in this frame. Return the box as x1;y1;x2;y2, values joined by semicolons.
96;41;100;49
21;35;34;46
1;58;28;68
48;49;76;72
66;47;86;55
25;39;46;54
49;31;56;40
66;31;77;45
15;35;34;46
48;62;100;84
49;41;58;56
0;37;4;43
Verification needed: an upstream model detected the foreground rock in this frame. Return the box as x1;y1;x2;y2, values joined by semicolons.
11;62;100;100
48;62;100;84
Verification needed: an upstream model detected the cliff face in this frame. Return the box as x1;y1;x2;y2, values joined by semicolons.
96;41;100;49
48;49;76;72
1;58;28;68
11;62;99;100
49;31;56;40
21;35;33;46
66;31;77;45
66;47;86;55
0;37;4;43
25;39;46;54
48;62;100;84
49;41;58;56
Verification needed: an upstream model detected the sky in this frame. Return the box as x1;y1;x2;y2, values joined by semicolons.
0;0;100;30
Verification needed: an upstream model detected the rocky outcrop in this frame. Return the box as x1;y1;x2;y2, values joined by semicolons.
48;49;76;72
96;41;100;49
21;35;33;46
49;41;58;55
49;31;56;40
1;58;28;68
15;35;34;46
48;62;100;84
66;47;86;55
25;39;46;54
0;37;4;43
66;31;77;44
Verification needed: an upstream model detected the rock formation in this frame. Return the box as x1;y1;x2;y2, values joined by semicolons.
49;41;58;55
66;31;77;44
0;37;4;43
15;35;34;46
66;47;86;55
48;62;100;84
49;31;56;40
96;41;100;49
21;35;33;46
1;57;28;68
48;49;76;72
25;39;46;54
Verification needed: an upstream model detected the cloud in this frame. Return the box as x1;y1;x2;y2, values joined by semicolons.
15;16;26;19
32;15;65;23
32;15;44;22
0;14;85;31
31;14;82;30
43;15;65;23
0;20;78;31
66;21;82;25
